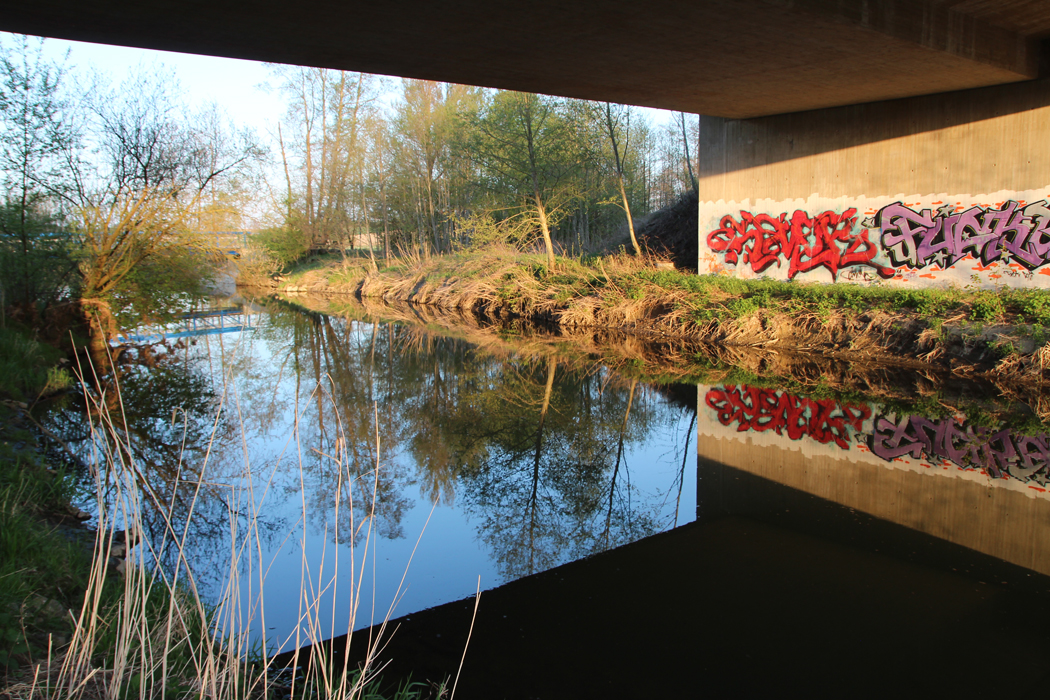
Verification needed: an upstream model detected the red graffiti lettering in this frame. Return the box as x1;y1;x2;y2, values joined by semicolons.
707;209;895;281
704;385;871;450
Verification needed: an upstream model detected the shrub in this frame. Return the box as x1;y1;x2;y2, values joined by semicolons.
255;226;309;270
969;292;1005;322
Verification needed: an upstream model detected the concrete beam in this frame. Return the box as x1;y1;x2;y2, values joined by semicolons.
0;0;1045;118
697;76;1050;200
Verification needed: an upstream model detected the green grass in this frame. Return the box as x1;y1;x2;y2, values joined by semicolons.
0;326;87;673
0;327;72;403
0;423;89;673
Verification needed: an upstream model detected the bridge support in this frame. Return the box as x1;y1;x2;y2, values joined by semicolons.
696;77;1050;287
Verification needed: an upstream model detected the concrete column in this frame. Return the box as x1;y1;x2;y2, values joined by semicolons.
696;77;1050;288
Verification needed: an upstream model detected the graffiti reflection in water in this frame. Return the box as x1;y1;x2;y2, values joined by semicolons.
702;384;1050;492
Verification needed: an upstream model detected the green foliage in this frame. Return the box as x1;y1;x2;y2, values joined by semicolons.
969;291;1005;322
1010;289;1050;326
109;246;218;326
990;337;1018;358
0;428;88;671
471;91;585;265
725;296;763;318
0;202;76;309
0;611;30;671
256;225;310;270
0;326;67;401
0;36;79;310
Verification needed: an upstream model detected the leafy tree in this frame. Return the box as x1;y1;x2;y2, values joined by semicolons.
0;35;78;310
472;91;583;271
387;80;480;254
602;102;642;255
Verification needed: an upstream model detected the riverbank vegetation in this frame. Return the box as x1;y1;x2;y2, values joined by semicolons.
260;247;1050;394
5;28;1050;698
257;65;699;271
0;35;263;359
0;326;86;675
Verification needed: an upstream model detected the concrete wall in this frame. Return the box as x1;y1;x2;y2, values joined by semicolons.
695;382;1050;575
697;77;1050;287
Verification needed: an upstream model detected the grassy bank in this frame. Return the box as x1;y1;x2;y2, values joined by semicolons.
250;247;1050;387
0;326;87;674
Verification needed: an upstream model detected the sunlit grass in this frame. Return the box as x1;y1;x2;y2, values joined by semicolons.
257;246;1050;332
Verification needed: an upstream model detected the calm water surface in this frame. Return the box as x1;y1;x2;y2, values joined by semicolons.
49;297;1050;695
56;298;697;652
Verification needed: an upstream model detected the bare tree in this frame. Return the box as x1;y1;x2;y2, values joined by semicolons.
65;67;261;356
602;102;642;256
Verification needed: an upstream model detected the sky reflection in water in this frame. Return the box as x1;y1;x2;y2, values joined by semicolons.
89;301;697;652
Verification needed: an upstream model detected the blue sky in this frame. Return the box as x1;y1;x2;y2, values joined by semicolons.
20;32;674;137
28;34;288;137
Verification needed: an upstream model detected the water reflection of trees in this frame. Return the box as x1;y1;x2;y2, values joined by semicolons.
44;343;264;589
259;302;694;579
47;301;696;593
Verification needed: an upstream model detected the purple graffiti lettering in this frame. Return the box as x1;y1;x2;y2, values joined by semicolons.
878;199;1050;271
870;414;1050;486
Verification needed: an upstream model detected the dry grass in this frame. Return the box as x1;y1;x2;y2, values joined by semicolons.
2;353;450;700
262;247;1050;392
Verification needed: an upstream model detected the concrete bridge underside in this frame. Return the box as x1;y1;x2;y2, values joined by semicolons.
2;0;1050;118
9;0;1050;564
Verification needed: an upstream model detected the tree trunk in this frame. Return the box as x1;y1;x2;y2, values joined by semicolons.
680;112;698;194
534;192;556;272
527;356;557;574
80;297;118;371
619;174;641;256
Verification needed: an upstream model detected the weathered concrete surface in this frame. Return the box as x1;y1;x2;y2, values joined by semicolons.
695;76;1050;287
697;76;1050;201
697;432;1050;577
1;0;1048;117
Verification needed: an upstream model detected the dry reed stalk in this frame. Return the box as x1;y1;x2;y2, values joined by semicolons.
10;345;444;700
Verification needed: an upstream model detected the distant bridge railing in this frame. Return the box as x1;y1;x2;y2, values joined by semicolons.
2;230;256;254
205;231;254;257
115;305;257;344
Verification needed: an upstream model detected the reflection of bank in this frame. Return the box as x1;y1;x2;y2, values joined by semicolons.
315;384;1050;697
698;383;1050;576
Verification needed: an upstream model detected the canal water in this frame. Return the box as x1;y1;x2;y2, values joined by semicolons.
48;296;1050;697
52;297;697;652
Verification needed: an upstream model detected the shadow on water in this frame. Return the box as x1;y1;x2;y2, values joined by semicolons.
40;293;1050;697
273;294;1050;699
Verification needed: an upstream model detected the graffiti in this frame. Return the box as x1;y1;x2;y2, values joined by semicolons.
870;414;1050;486
707;208;895;281
877;200;1050;271
704;385;871;450
704;197;1050;283
842;268;882;283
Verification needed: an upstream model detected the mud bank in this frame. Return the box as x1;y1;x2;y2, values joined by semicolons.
240;250;1050;398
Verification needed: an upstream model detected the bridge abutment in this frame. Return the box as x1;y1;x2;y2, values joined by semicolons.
696;77;1050;287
